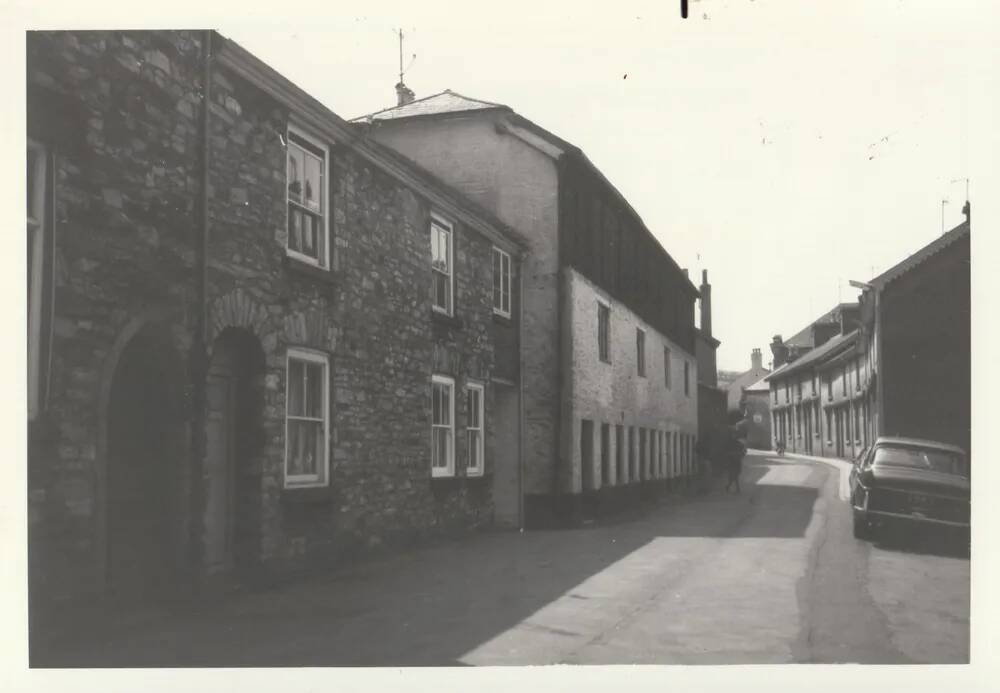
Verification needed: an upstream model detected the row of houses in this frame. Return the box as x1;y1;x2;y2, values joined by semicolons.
27;31;708;606
757;210;970;460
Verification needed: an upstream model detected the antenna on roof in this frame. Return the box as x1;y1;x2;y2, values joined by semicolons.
394;28;416;106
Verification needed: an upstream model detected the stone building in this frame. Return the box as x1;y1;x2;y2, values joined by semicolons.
27;31;526;608
354;90;700;526
738;375;772;450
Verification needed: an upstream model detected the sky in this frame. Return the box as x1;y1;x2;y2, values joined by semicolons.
5;0;996;372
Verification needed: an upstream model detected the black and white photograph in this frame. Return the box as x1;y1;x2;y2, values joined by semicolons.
7;0;999;688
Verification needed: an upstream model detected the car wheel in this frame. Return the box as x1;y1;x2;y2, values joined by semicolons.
853;510;871;540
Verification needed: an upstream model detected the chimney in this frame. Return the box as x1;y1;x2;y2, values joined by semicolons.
699;269;712;338
751;348;763;371
962;199;971;225
770;335;790;369
395;81;415;106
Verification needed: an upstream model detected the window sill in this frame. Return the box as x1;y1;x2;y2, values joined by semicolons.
283;255;337;284
431;310;464;329
491;311;513;326
281;485;334;504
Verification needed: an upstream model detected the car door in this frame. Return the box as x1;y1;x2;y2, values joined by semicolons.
849;445;870;499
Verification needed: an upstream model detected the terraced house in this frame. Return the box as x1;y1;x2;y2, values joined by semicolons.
26;30;526;608
355;89;700;526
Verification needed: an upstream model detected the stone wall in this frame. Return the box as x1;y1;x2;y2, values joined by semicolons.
27;30;518;603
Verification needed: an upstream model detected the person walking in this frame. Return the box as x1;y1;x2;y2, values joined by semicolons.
724;430;746;494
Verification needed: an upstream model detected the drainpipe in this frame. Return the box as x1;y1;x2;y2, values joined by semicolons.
187;29;213;592
517;255;526;530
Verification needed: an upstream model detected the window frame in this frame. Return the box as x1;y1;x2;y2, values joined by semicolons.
285;124;330;269
27;139;47;421
636;327;646;377
597;301;611;363
431;374;456;477
684;360;691;397
283;348;331;489
430;213;455;316
492;246;512;318
465;381;485;477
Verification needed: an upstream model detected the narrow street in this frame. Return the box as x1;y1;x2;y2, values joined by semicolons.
36;451;969;667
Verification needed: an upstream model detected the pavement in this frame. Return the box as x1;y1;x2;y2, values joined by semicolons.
31;451;969;667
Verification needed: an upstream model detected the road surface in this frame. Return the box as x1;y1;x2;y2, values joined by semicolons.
35;451;969;666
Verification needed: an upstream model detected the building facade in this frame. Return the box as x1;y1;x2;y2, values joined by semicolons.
27;31;525;606
739;376;772;450
723;349;769;415
355;90;701;525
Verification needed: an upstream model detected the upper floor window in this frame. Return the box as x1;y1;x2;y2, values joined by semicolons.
27;140;47;421
842;366;848;395
773;386;778;404
636;328;646;377
432;375;455;477
492;247;511;318
431;214;453;315
785;382;790;403
827;375;833;400
285;348;330;488
466;382;484;477
684;361;691;396
597;302;610;363
855;359;861;390
811;375;817;396
664;346;672;388
286;126;329;268
796;381;802;399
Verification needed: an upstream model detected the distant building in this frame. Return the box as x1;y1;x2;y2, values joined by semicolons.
768;303;860;370
740;375;772;450
724;349;770;415
355;89;701;525
766;206;970;460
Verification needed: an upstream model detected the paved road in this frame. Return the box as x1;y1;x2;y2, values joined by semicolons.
35;451;969;666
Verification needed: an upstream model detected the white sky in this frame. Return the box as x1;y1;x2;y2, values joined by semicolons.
202;0;993;372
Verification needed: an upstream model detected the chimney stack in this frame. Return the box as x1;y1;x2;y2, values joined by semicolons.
962;199;971;225
395;81;415;106
751;348;763;371
699;269;712;338
770;335;790;369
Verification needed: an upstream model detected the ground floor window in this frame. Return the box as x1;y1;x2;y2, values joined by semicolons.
432;375;455;477
285;348;330;488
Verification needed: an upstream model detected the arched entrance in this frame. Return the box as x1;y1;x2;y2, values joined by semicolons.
203;328;265;579
105;330;184;600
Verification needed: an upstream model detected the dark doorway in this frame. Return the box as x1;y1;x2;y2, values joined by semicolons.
204;329;265;580
106;331;182;600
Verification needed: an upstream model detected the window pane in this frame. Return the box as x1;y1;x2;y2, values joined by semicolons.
441;385;451;425
433;427;451;469
288;147;302;204
288;206;303;252
305;362;324;418
469;430;481;469
287;419;321;477
303;151;323;213
288;359;304;416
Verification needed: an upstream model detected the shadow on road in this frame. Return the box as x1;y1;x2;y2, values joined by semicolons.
32;456;825;668
870;525;970;559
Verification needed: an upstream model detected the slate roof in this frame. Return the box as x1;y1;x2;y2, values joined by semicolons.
768;330;858;381
351;90;507;123
743;374;772;393
784;303;857;349
869;219;970;290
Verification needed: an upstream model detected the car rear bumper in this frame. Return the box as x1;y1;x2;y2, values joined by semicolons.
854;506;969;529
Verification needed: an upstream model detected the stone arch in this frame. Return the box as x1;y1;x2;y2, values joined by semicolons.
207;287;271;346
95;307;188;597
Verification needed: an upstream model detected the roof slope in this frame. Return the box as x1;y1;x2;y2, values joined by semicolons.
870;219;969;289
784;303;857;349
353;88;699;296
351;90;506;123
744;374;772;393
768;330;858;380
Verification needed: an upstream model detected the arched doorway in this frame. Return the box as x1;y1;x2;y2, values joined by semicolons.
203;328;265;580
105;330;184;600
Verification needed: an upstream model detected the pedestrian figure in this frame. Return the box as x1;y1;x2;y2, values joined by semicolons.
724;431;746;494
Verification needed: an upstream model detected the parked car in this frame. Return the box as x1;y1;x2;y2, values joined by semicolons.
849;436;969;541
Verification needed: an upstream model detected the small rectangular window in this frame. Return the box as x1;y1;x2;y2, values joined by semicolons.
684;361;690;397
663;346;671;388
597;302;611;363
636;328;646;377
466;382;484;476
581;419;595;490
432;375;456;477
285;349;330;488
286;127;329;268
431;214;454;315
492;247;511;318
600;423;611;487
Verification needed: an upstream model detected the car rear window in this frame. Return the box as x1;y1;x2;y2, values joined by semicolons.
873;445;968;477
